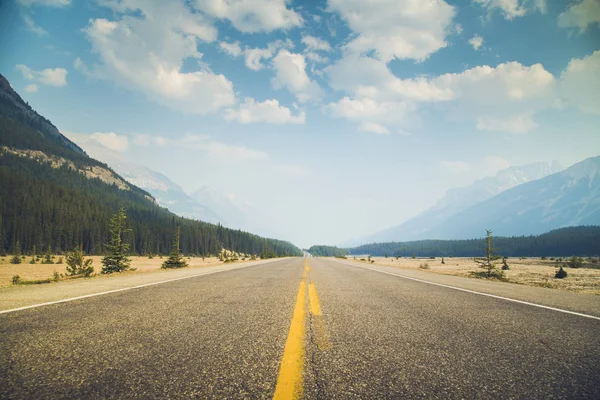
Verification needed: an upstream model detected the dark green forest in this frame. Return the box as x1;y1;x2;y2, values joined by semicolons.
306;245;348;257
0;115;301;257
309;226;600;257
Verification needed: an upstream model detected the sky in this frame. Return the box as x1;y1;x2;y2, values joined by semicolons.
1;0;599;248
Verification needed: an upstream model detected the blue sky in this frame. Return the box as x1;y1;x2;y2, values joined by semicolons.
1;0;599;247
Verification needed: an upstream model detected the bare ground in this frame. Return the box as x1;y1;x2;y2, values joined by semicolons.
0;255;239;287
349;256;600;295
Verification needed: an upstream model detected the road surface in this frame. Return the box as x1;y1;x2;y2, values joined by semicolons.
1;257;599;399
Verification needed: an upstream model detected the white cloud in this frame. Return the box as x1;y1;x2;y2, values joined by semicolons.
326;56;556;134
219;41;243;57
84;2;235;115
557;0;600;33
16;64;68;87
22;15;47;35
301;35;331;52
224;98;306;124
473;0;547;20
327;96;416;134
133;134;172;147
440;160;471;173
432;61;556;132
218;39;293;71
328;0;456;62
271;50;323;103
90;132;129;152
24;84;38;93
359;122;390;135
469;35;484;51
18;0;70;6
476;115;538;134
181;134;269;162
559;50;600;114
327;55;454;103
193;0;302;33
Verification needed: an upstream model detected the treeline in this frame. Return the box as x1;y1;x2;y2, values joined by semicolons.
0;116;301;257
307;245;348;257
346;226;600;257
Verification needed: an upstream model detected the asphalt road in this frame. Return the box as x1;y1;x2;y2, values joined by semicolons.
1;257;599;399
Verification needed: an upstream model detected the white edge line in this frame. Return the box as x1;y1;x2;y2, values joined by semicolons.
0;259;280;315
333;259;600;321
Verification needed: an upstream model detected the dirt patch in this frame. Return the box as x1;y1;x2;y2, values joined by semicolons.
347;256;600;295
0;255;232;287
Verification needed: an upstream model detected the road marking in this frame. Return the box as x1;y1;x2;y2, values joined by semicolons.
308;283;322;316
0;260;281;315
273;280;307;400
309;282;331;351
335;260;600;321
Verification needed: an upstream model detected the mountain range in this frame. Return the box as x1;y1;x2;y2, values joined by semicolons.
0;73;301;257
350;157;599;244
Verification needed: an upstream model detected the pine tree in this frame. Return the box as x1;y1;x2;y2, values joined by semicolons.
474;230;502;278
66;245;94;277
42;244;53;264
162;227;187;269
101;208;132;274
10;241;22;264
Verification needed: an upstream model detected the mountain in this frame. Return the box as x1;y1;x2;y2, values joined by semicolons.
0;74;85;155
430;156;600;239
0;73;301;257
352;161;563;245
67;140;224;225
116;165;222;225
191;187;248;229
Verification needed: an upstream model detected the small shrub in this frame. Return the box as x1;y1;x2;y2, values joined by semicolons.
550;257;555;261
567;256;584;269
29;257;37;264
555;266;567;279
65;246;94;277
501;257;510;270
359;258;366;262
419;263;430;269
250;254;257;260
56;257;63;264
10;254;22;264
541;256;547;260
11;275;21;284
53;271;60;282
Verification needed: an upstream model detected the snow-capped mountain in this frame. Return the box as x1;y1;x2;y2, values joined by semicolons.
431;156;600;239
352;161;563;244
112;162;222;224
191;187;248;230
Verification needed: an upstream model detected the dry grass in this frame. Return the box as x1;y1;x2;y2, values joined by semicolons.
0;255;235;287
352;256;600;295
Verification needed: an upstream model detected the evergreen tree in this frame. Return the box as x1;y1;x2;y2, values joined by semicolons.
42;244;53;264
101;208;132;274
474;230;502;278
162;227;187;269
66;245;94;277
10;241;22;264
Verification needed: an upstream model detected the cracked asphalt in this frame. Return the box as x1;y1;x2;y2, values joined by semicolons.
1;257;599;399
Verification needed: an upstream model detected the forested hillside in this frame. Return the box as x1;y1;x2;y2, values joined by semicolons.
346;226;600;257
0;76;301;257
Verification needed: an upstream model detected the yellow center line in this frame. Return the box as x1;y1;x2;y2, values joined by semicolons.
308;283;322;317
273;278;307;400
308;281;331;351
